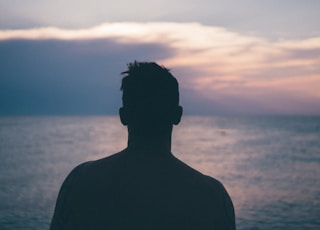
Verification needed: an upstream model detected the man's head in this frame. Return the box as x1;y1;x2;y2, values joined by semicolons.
119;61;182;137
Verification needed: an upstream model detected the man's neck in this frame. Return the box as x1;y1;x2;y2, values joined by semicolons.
127;132;172;153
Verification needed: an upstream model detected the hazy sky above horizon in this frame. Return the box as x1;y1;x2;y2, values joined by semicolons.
1;1;320;115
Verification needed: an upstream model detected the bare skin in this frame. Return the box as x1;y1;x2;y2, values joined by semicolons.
50;119;235;230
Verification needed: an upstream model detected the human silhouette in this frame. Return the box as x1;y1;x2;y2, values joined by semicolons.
50;61;236;230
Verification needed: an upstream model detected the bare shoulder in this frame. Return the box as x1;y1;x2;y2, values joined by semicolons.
204;175;229;193
76;150;127;171
205;176;236;230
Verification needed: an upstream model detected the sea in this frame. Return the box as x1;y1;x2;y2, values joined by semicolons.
0;116;319;230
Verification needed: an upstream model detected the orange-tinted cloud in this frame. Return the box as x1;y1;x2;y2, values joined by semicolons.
1;22;319;114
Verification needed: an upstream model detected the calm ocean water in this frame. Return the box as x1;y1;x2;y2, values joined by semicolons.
0;116;319;230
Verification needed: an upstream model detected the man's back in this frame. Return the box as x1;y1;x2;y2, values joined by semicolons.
51;147;235;230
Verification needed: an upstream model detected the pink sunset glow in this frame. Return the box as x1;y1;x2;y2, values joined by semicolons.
1;22;319;114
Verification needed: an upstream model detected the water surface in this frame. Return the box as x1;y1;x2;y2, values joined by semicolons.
0;116;319;229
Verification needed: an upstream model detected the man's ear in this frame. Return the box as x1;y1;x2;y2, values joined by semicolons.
172;106;183;125
119;107;128;125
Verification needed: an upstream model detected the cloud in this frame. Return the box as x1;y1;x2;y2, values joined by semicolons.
1;22;319;114
0;38;174;115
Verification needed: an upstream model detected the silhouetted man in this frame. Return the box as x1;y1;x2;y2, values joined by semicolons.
50;61;236;230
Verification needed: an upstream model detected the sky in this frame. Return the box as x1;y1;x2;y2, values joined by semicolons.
1;0;320;115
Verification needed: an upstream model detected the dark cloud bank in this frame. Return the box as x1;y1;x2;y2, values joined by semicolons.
0;39;227;115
